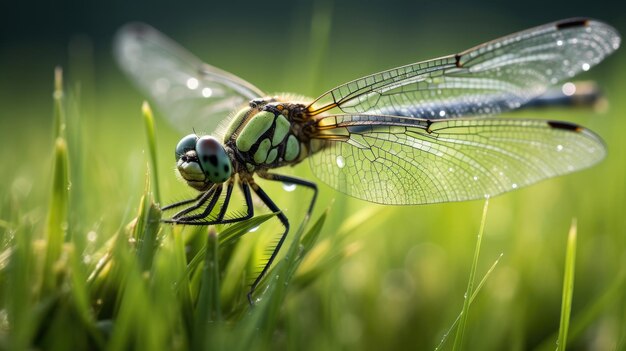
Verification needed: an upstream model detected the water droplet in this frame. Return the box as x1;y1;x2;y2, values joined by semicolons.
561;82;576;96
282;183;296;192
448;167;454;172
556;40;563;46
87;231;97;242
186;77;199;90
439;110;446;117
511;183;518;189
582;63;590;71
473;176;479;181
556;144;564;152
201;87;213;97
336;155;345;168
249;225;260;233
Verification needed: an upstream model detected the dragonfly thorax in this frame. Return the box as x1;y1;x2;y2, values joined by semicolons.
224;99;312;173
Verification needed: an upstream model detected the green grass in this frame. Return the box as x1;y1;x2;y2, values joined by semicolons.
1;21;626;350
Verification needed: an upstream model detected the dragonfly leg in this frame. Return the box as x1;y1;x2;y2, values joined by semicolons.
160;192;205;211
171;181;254;225
247;182;289;305
172;185;223;221
168;186;218;220
257;172;318;217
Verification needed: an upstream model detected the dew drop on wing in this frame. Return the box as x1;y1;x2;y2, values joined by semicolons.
562;82;576;96
336;155;346;168
186;77;198;90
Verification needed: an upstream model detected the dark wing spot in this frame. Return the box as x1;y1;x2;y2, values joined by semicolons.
556;18;589;30
548;121;582;132
455;53;463;68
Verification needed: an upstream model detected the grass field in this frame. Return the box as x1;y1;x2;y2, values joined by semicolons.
1;12;625;350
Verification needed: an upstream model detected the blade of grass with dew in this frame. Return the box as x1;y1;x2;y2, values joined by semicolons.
44;68;70;293
192;228;223;349
435;253;503;350
67;245;106;349
253;212;326;336
52;66;65;139
452;199;489;351
142;101;160;204
294;206;384;288
105;246;147;350
7;219;36;349
176;213;276;289
556;219;577;351
170;225;194;334
231;212;326;351
133;169;162;272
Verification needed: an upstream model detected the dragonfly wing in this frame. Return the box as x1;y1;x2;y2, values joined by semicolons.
309;114;605;205
307;19;620;119
114;23;265;135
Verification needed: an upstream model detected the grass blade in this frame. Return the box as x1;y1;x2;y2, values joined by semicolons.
452;199;489;351
44;68;70;292
556;219;577;351
436;253;503;350
141;101;161;204
53;66;65;139
193;228;223;349
133;170;162;271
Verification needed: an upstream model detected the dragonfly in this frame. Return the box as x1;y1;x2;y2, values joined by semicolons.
114;18;620;302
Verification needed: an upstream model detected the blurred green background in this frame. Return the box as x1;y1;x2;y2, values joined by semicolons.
1;0;626;350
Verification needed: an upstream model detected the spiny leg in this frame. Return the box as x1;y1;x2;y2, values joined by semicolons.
247;182;290;304
172;181;254;226
169;186;217;220
161;192;206;211
219;181;254;225
173;185;223;222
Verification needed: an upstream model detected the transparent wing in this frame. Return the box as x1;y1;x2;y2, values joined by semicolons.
114;23;265;134
309;114;605;205
307;18;620;119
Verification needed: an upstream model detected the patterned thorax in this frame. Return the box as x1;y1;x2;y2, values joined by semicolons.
224;99;311;172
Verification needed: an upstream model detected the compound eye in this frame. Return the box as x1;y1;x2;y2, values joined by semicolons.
175;134;198;160
195;136;232;183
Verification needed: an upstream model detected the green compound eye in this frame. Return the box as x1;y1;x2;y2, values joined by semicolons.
175;134;198;160
195;136;232;183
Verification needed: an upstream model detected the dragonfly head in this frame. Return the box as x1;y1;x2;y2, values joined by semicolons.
175;134;232;191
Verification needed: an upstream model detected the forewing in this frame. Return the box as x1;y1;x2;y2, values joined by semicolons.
114;23;265;134
307;19;620;119
309;115;605;205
